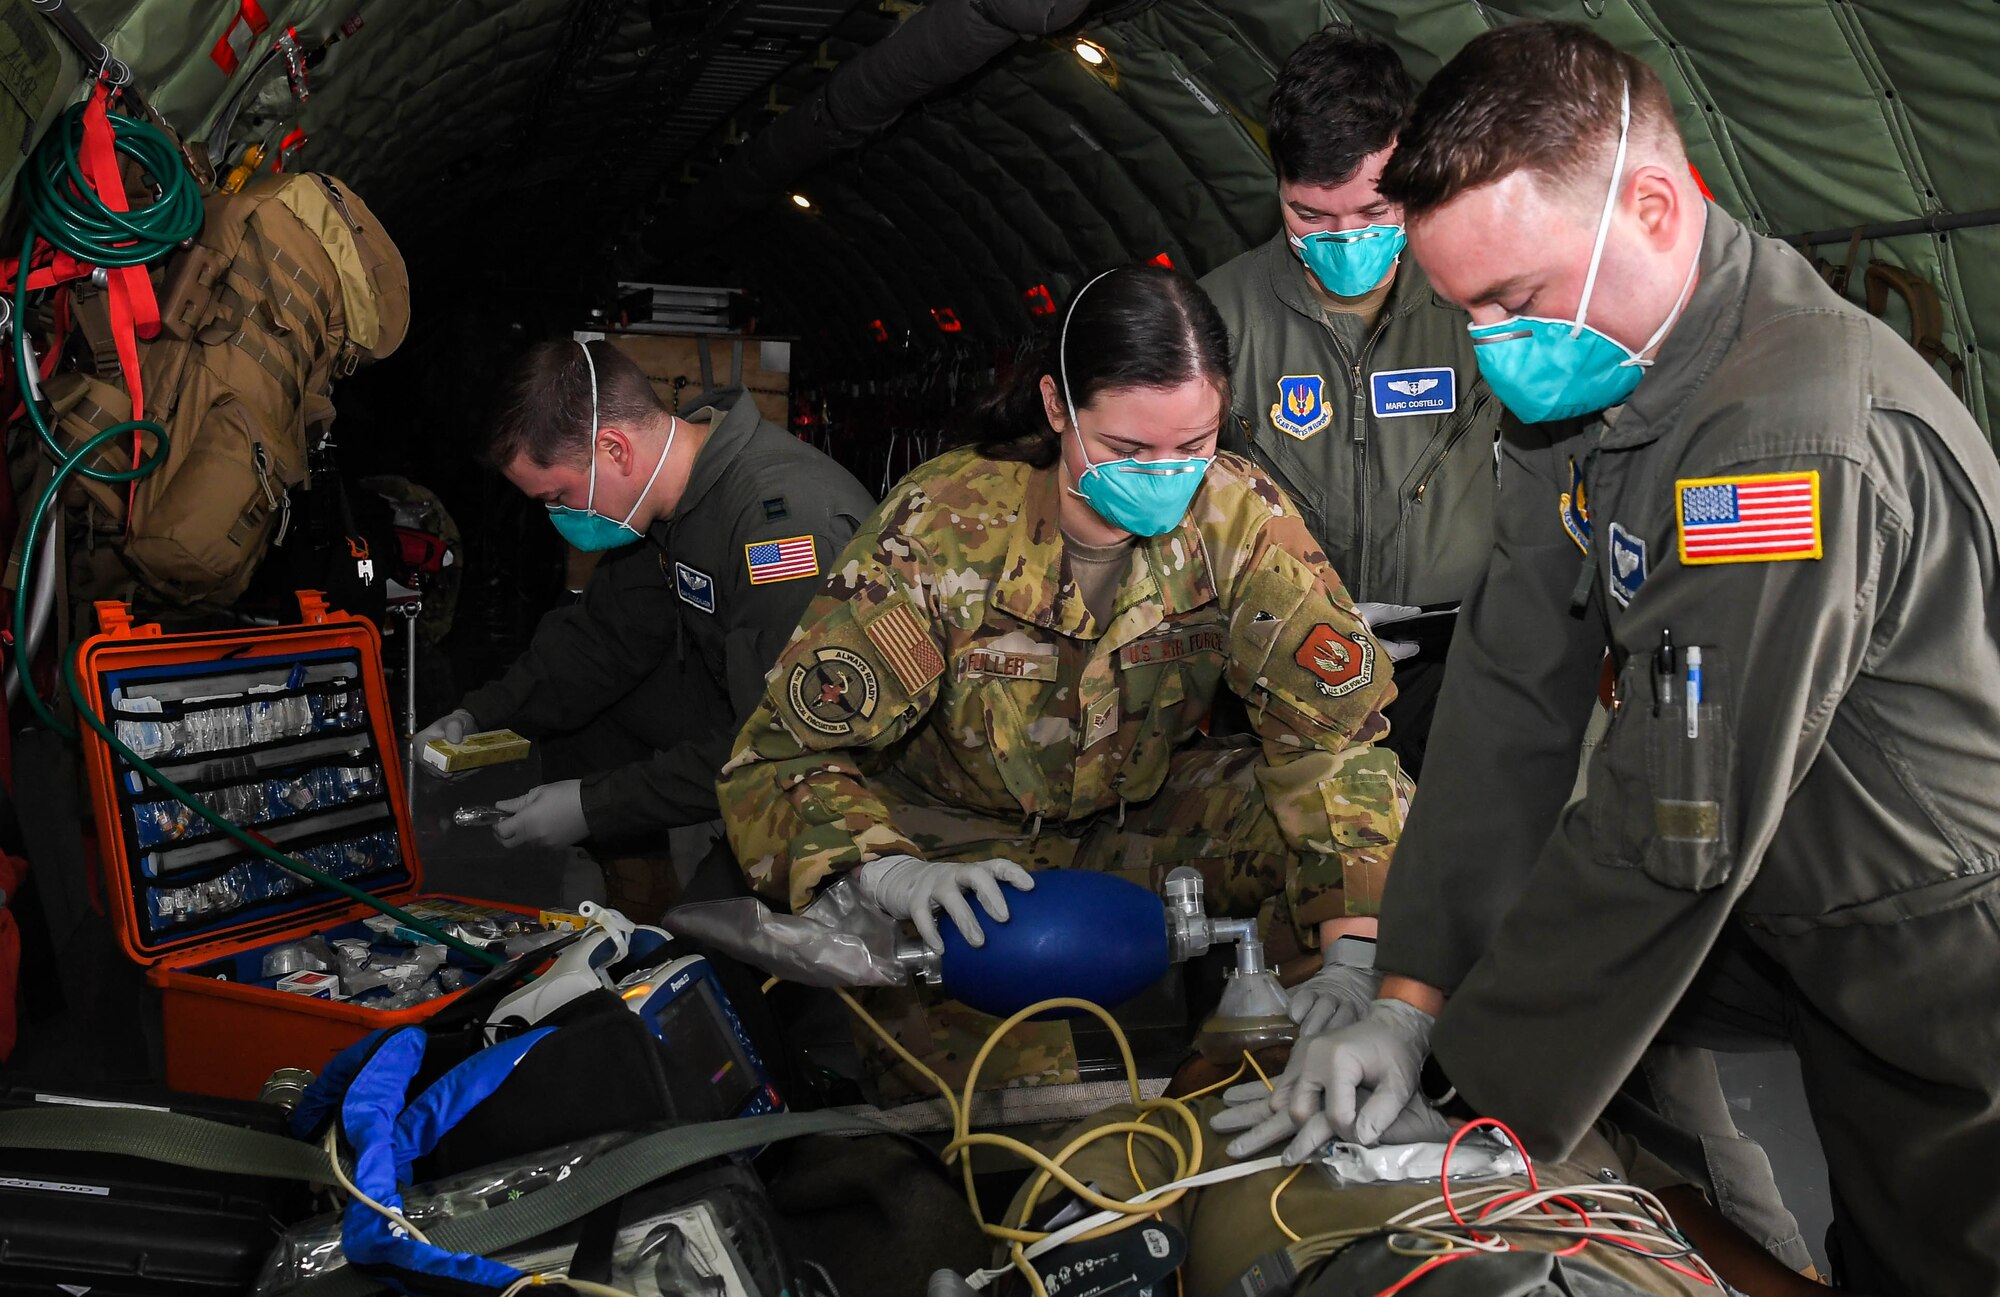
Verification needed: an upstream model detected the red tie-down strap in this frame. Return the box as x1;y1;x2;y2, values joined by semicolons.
210;0;271;76
75;79;163;523
0;851;26;1062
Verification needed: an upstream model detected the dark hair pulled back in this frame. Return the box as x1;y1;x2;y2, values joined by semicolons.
963;264;1233;468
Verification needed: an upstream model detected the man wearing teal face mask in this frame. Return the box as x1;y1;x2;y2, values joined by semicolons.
1217;23;2000;1293
1202;26;1501;779
412;338;870;914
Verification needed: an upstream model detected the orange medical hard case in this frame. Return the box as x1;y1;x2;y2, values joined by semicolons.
74;591;537;1099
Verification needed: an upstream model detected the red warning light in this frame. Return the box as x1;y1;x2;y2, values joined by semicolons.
932;308;963;334
1149;252;1175;269
1024;284;1056;316
868;319;889;343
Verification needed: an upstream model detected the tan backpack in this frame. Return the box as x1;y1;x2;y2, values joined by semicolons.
47;171;409;605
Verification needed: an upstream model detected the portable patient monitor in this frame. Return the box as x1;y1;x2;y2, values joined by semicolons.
616;954;782;1119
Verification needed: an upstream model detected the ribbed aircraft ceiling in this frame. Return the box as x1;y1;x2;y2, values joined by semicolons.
42;0;2000;434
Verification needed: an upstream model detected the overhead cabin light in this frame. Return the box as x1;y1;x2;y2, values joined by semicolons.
1023;283;1056;317
1074;38;1106;67
932;307;963;334
1149;252;1176;270
869;319;889;343
790;192;813;210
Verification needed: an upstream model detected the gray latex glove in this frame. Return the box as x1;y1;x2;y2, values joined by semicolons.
1287;962;1383;1038
493;779;588;850
1212;1076;1455;1164
1353;603;1422;663
1210;998;1436;1163
853;854;1035;952
412;708;477;779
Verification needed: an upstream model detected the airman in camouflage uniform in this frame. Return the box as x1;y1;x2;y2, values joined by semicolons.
718;445;1411;1094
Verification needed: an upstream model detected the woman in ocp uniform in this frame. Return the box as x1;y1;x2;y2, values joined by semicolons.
718;265;1411;1093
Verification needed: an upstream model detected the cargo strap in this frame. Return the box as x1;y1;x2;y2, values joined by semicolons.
0;1104;337;1182
299;1108;892;1296
695;337;746;393
0;1102;893;1294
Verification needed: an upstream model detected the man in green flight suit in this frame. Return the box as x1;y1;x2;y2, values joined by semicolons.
1205;31;1796;1264
1218;23;2000;1295
413;339;872;913
1202;25;1500;778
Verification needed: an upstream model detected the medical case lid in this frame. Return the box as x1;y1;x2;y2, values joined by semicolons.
73;591;429;966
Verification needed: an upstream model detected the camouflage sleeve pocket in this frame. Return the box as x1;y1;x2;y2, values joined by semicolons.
1229;545;1384;739
1317;745;1410;912
769;593;940;753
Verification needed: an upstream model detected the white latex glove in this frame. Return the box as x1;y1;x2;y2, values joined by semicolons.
852;854;1035;952
493;779;589;850
1287;962;1383;1038
1209;998;1436;1163
412;708;477;779
1353;603;1422;663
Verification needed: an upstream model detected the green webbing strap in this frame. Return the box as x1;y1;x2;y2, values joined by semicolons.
298;1108;893;1297
0;1105;337;1183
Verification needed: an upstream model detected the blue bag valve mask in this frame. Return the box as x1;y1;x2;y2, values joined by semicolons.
1289;223;1406;298
1058;270;1213;537
1466;81;1705;424
546;340;677;550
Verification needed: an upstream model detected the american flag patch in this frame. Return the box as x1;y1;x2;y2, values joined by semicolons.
1676;471;1822;565
744;535;820;584
864;601;945;693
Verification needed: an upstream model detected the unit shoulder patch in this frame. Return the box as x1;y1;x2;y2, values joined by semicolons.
1370;366;1456;419
863;601;945;694
1607;522;1647;608
1559;456;1591;554
672;560;716;613
1270;374;1332;440
1293;624;1375;698
786;647;881;736
1676;471;1822;565
746;534;821;584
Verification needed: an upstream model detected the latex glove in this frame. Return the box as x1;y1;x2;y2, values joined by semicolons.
1287;962;1383;1038
1210;998;1435;1163
1353;603;1422;664
1212;1078;1453;1164
493;780;589;850
853;854;1035;952
411;708;477;779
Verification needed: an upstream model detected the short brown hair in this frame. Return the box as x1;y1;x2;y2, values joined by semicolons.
485;338;666;469
1378;22;1680;221
1268;26;1416;188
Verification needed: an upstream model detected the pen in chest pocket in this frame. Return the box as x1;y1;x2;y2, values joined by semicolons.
1685;646;1703;739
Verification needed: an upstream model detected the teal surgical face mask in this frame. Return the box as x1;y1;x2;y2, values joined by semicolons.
1465;83;1703;424
1290;223;1406;298
546;341;676;551
1058;272;1213;537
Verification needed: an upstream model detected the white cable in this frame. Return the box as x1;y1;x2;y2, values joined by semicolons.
328;1130;646;1297
962;1153;1289;1288
324;1127;432;1246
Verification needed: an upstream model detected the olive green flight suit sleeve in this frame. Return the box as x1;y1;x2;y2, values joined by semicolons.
1374;418;1608;990
1434;445;1905;1162
578;497;863;841
717;523;948;912
459;539;676;739
1217;504;1411;927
